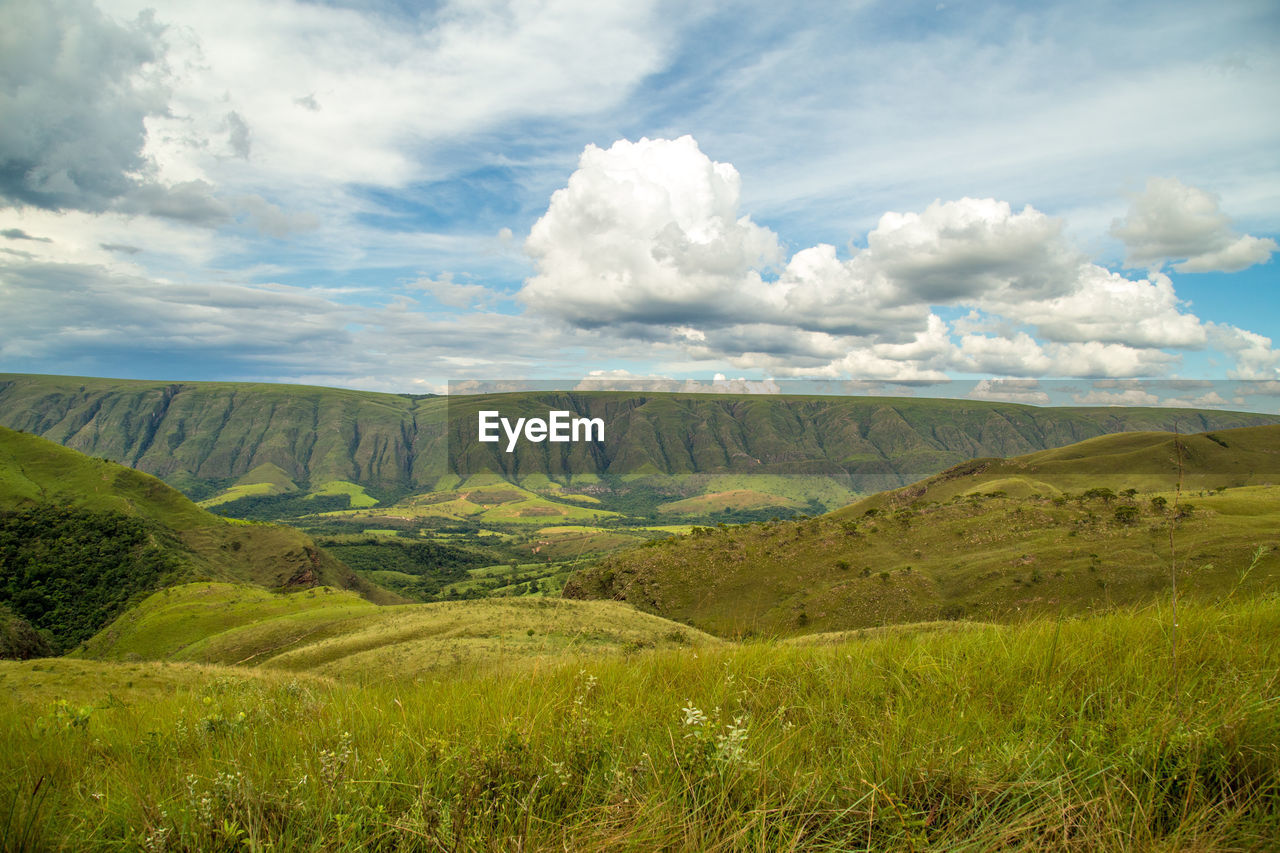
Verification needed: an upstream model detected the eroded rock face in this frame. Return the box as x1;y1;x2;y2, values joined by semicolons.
284;546;323;588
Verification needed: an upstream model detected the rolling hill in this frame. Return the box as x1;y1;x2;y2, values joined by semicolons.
2;374;1276;508
0;426;397;651
77;581;716;677
565;424;1280;637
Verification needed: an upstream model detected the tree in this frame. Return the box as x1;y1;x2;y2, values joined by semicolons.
1114;505;1140;525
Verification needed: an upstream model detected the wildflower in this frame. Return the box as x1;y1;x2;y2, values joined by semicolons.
715;716;754;767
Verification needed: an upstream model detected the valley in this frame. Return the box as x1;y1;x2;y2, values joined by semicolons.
1;377;1278;850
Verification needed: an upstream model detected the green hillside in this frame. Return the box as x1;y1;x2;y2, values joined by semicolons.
2;374;1275;507
4;598;1277;850
79;581;717;677
0;426;397;651
566;425;1280;637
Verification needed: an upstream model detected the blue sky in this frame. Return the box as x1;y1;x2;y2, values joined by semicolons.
1;0;1277;397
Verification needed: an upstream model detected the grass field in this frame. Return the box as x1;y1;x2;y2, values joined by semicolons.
198;464;300;508
2;597;1277;850
321;482;621;525
657;488;801;515
306;481;379;509
75;583;716;678
6;414;1280;849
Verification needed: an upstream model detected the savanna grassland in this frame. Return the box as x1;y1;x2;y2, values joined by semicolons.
568;427;1280;637
3;392;1280;850
8;372;1278;615
2;597;1278;851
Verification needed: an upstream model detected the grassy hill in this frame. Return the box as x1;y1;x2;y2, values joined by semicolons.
2;374;1275;510
4;404;1278;848
846;424;1280;509
0;427;397;651
565;425;1280;637
77;581;716;679
3;597;1277;850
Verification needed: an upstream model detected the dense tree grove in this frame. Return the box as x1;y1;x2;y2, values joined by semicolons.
0;506;180;651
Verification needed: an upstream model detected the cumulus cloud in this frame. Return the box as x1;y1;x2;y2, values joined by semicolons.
520;137;1220;380
522;136;782;328
956;332;1052;376
1046;341;1177;378
1111;177;1276;272
990;268;1205;349
770;244;928;337
1208;323;1280;379
571;374;782;394
0;0;168;212
861;198;1082;304
967;378;1050;405
1073;387;1161;406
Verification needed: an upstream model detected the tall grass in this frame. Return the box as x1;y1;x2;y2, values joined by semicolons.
3;597;1278;851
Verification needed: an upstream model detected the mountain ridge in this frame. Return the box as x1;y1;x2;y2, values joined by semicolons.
2;373;1276;502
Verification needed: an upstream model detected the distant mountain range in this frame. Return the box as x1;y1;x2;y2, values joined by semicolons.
2;373;1276;501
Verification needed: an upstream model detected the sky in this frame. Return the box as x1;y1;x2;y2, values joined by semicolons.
1;0;1278;399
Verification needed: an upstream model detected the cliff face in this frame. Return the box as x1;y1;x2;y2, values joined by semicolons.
0;375;434;495
2;374;1275;496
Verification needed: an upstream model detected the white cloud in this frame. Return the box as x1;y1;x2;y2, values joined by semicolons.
967;378;1050;405
522;136;783;328
992;268;1205;349
1175;235;1277;274
0;257;574;382
520;138;1218;379
956;333;1052;376
1044;342;1176;378
1208;323;1280;379
409;273;498;310
771;243;929;337
862;198;1082;304
1187;391;1229;407
1244;380;1280;398
1072;388;1161;406
99;0;673;190
1111;177;1277;272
